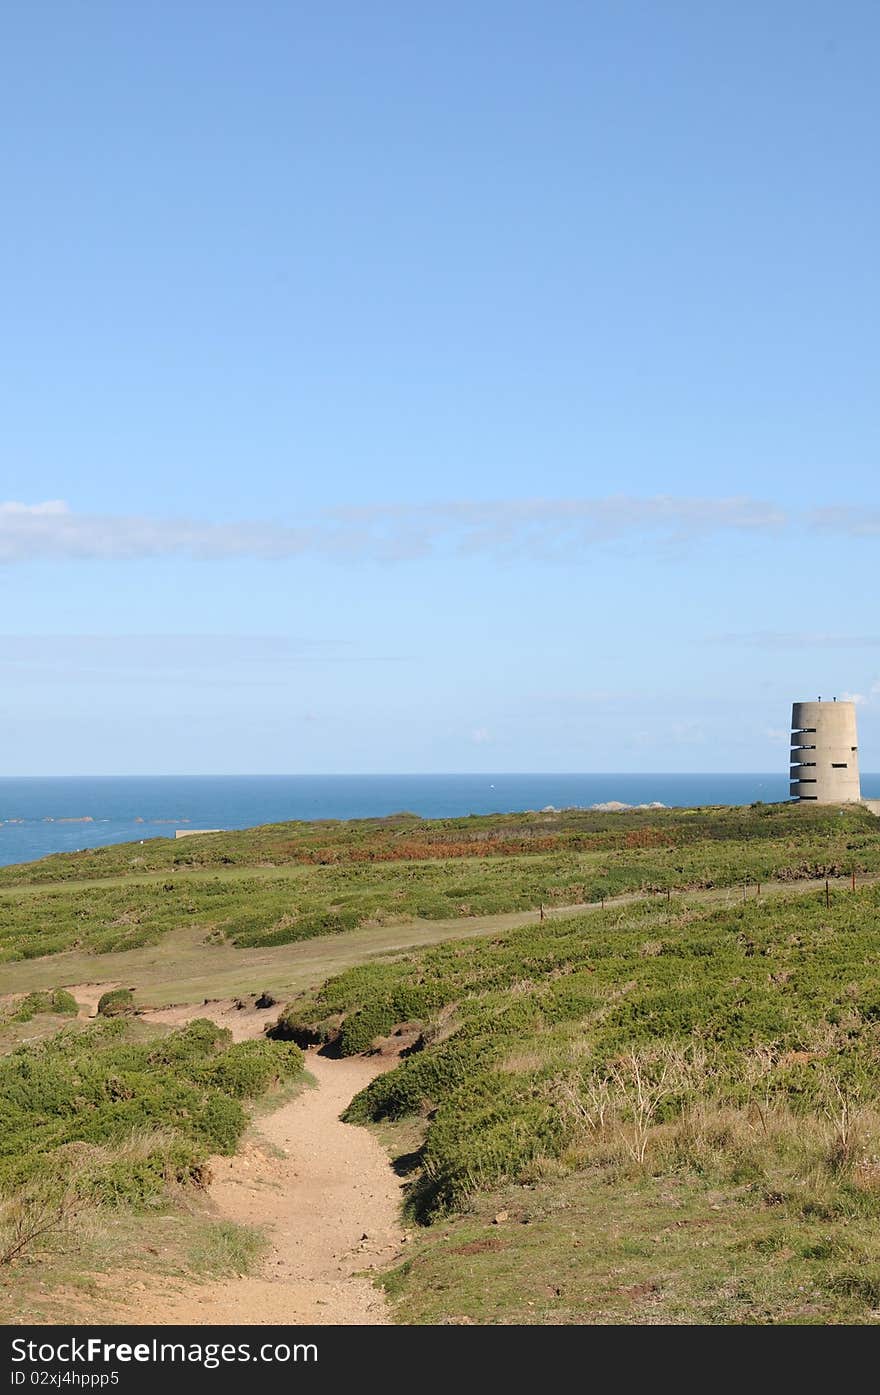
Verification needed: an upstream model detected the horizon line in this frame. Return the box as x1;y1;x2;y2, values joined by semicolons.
0;771;870;781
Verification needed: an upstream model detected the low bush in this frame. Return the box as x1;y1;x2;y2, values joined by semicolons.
97;988;136;1017
6;990;78;1024
0;1018;305;1211
195;1039;304;1098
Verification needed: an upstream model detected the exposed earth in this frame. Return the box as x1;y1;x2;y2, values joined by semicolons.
66;1001;406;1325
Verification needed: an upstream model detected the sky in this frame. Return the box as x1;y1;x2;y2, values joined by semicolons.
1;0;879;776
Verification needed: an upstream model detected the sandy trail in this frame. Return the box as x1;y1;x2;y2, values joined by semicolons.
97;1006;405;1325
141;994;280;1042
66;982;122;1019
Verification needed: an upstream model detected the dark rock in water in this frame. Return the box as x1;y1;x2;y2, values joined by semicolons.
255;992;276;1009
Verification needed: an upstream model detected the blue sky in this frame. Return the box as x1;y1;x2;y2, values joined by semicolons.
2;0;879;775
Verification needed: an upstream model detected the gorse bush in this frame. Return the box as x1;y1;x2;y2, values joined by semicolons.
0;1019;304;1207
97;988;136;1017
4;989;78;1024
194;1038;304;1098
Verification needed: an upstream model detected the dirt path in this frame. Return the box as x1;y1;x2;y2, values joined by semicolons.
101;1042;404;1325
141;993;281;1041
66;982;122;1019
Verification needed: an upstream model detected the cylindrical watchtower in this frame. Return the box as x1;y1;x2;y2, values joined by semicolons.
790;700;861;803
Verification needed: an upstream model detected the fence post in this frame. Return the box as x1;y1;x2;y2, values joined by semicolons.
825;879;830;909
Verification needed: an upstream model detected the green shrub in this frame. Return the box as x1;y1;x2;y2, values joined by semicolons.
97;988;136;1017
268;1002;339;1047
196;1039;304;1098
8;989;78;1023
412;1071;564;1220
147;1018;231;1062
0;1019;304;1207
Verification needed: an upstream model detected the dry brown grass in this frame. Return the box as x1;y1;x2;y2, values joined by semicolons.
0;1183;85;1267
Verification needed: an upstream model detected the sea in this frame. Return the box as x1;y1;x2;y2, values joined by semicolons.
1;772;879;870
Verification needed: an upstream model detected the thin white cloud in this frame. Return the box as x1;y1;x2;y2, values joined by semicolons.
0;495;788;565
670;720;708;745
0;500;68;516
709;631;880;649
841;681;880;709
0;634;410;678
809;506;880;536
0;501;317;563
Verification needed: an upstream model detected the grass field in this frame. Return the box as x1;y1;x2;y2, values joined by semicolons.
379;1165;880;1324
0;1205;266;1326
2;804;878;970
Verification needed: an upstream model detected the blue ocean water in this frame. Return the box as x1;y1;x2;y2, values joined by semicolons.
1;773;879;869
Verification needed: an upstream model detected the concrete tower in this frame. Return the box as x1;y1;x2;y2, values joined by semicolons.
790;700;861;803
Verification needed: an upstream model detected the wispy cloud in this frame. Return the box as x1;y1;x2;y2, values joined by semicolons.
0;500;69;516
334;496;788;558
840;681;880;708
0;495;788;565
808;506;880;536
0;634;410;681
709;632;880;649
0;501;316;563
670;720;708;745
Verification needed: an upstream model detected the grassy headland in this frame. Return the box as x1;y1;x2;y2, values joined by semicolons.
1;804;878;966
5;800;880;1323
